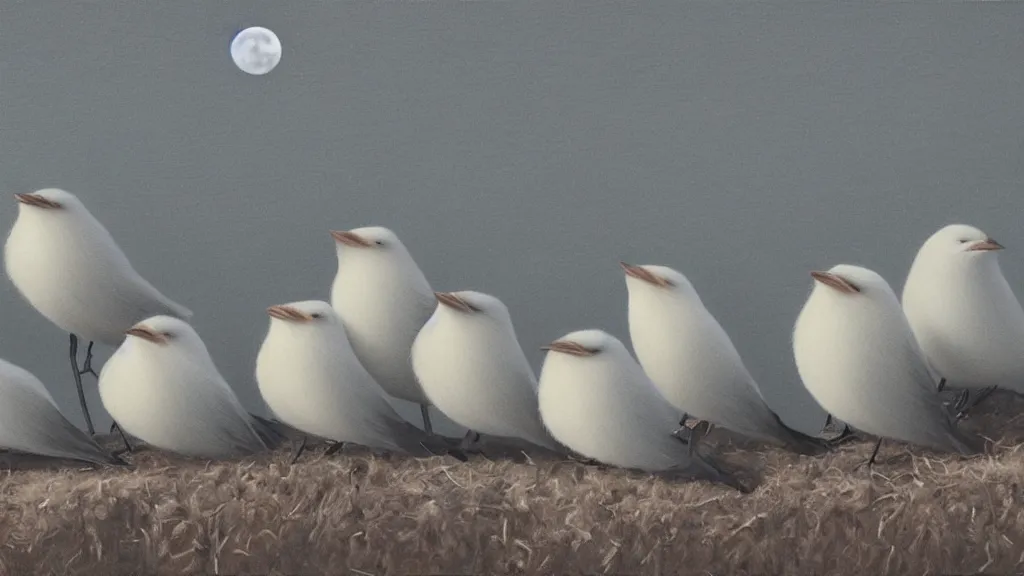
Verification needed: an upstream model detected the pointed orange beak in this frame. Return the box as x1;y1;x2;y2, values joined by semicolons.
541;340;598;357
620;261;672;288
125;325;168;344
267;305;313;322
14;193;61;209
966;238;1004;252
810;271;860;294
435;292;479;313
330;230;373;248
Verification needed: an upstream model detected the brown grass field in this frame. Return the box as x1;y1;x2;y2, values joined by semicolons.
2;391;1024;575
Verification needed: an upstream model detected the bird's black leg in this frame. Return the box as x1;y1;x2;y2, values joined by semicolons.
420;404;433;435
289;436;307;464
854;438;883;471
69;334;96;436
81;341;98;377
956;386;998;420
323;441;345;457
111;423;133;456
936;377;946;392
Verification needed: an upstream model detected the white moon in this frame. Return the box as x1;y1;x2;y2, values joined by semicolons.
230;26;282;76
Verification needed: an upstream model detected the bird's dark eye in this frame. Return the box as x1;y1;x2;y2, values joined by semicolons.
162;331;173;337
311;313;323;319
374;240;384;246
959;239;969;244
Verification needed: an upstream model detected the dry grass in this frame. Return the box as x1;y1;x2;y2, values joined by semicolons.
3;393;1024;575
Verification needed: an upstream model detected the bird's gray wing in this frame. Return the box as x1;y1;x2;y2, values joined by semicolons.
110;270;193;321
0;384;125;466
885;338;983;454
171;368;270;458
725;381;830;456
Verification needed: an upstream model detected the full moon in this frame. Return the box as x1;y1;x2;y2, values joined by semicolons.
230;26;282;76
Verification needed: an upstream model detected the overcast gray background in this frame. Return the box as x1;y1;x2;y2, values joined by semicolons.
1;2;1022;437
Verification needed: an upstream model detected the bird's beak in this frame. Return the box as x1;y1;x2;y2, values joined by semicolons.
966;238;1004;252
14;193;61;209
125;325;168;344
619;261;672;288
435;292;479;313
810;271;860;294
267;305;313;322
541;340;597;357
330;230;373;248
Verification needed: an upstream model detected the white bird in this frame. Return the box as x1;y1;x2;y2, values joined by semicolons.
536;329;749;493
902;224;1023;413
622;262;830;455
329;226;436;433
411;290;563;452
256;300;443;458
0;357;125;467
4;188;192;436
99;315;282;459
792;264;981;463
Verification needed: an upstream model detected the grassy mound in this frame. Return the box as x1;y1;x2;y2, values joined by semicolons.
2;392;1023;575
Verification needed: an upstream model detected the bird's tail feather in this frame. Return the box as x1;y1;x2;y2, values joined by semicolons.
948;428;985;456
678;453;751;494
770;414;833;456
249;414;293;449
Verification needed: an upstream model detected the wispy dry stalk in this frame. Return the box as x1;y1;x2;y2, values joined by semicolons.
3;392;1024;575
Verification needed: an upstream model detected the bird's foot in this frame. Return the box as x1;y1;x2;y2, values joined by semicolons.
323;441;344;457
77;340;99;378
459;430;482;452
446;448;469;462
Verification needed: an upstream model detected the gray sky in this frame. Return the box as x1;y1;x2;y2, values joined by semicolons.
1;2;1022;435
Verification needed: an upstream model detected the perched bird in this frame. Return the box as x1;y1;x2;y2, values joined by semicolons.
411;290;563;452
622;262;830;456
256;300;444;459
4;188;192;436
793;264;982;465
0;357;126;467
902;224;1023;414
537;329;750;493
99;315;281;459
330;226;436;433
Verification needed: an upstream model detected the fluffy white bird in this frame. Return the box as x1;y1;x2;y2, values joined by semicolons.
99;315;282;459
330;226;435;433
793;264;981;461
537;329;749;492
411;290;563;452
622;262;830;455
0;358;125;467
902;224;1023;411
4;188;192;435
256;300;442;457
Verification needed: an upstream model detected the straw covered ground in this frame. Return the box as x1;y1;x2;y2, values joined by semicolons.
2;391;1024;575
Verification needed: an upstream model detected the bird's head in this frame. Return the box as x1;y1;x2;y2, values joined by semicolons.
920;224;1005;262
433;290;512;323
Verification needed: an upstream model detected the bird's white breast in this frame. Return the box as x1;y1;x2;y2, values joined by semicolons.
330;259;433;403
256;326;395;443
904;260;1024;388
538;357;679;470
5;210;146;343
629;296;756;415
412;311;539;438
